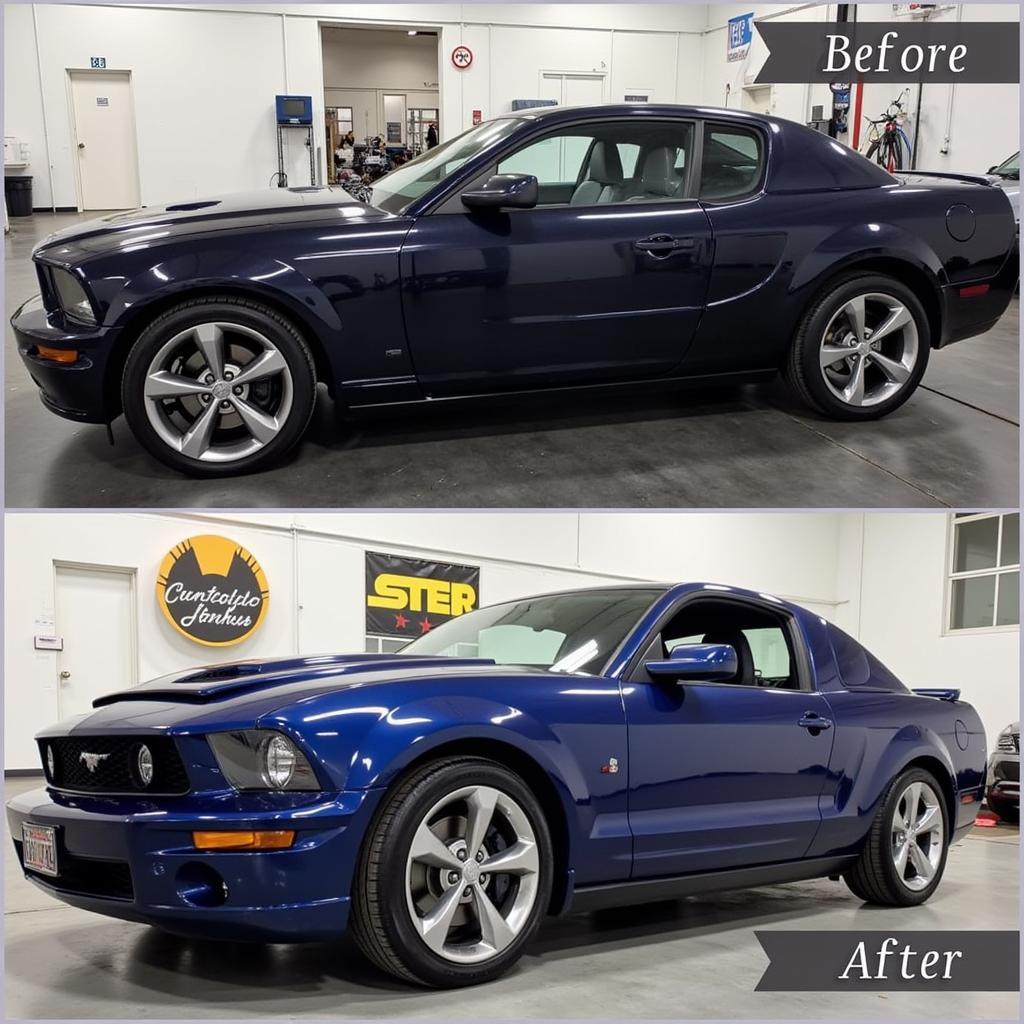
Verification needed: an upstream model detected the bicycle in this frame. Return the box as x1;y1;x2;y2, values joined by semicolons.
861;90;914;173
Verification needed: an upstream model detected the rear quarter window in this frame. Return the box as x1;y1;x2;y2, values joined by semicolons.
699;123;764;201
827;623;906;691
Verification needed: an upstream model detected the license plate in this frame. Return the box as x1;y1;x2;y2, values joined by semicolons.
22;823;58;877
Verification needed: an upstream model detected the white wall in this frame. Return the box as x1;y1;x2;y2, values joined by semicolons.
7;3;1016;210
834;513;1020;750
6;510;1017;770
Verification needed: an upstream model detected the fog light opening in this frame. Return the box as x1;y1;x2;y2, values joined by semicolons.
175;862;228;908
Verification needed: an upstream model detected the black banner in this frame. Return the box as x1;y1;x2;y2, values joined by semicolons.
755;22;1019;84
756;931;1019;991
365;551;480;639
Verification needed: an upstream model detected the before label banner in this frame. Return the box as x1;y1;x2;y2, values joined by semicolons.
755;22;1019;83
365;550;480;639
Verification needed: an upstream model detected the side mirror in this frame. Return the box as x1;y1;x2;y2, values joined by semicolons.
644;643;737;682
462;173;538;210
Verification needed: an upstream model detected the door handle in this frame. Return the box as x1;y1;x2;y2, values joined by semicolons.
798;713;832;733
77;142;85;150
633;234;695;258
59;670;71;682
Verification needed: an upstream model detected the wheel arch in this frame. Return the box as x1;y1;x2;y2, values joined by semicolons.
795;253;944;352
897;753;959;836
101;283;337;418
363;734;575;917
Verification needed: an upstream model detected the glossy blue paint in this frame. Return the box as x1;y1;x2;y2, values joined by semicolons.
10;106;1016;427
6;582;986;942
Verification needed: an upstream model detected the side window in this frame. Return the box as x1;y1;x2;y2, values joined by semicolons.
742;627;791;685
699;123;764;201
492;120;696;208
498;134;591;186
659;600;799;689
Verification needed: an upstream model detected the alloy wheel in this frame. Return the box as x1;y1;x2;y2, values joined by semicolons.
142;321;294;463
891;779;944;892
818;292;920;408
404;784;540;964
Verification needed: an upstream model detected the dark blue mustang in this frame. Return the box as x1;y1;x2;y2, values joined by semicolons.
11;104;1018;476
7;583;985;987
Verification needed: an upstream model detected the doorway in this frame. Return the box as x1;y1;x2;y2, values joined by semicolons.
67;69;141;211
540;72;605;107
54;562;137;720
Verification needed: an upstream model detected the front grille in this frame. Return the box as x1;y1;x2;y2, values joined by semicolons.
14;839;133;901
40;736;189;795
995;759;1020;784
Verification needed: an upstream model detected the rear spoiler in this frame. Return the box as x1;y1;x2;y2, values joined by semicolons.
912;687;962;702
895;170;996;188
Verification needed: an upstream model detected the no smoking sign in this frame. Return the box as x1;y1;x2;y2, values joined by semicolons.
451;45;473;70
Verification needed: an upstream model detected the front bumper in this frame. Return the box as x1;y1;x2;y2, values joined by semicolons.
11;295;117;424
6;785;384;942
986;752;1020;810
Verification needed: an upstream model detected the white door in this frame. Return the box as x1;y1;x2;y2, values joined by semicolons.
541;73;605;107
55;564;137;721
382;93;406;144
69;70;140;211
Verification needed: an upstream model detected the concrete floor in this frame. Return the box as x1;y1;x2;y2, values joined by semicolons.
5;212;1020;509
3;777;1019;1019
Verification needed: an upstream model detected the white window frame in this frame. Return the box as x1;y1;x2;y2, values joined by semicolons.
944;512;1020;636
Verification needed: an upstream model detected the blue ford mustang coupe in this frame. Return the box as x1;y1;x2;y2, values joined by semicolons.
11;105;1017;476
8;583;985;987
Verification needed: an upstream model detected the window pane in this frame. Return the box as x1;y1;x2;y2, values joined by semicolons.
498;134;591;183
743;627;791;682
953;516;999;572
950;575;996;629
1000;513;1020;567
700;124;763;199
617;142;640;177
997;571;1020;626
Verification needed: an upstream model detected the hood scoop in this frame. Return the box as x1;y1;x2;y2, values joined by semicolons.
91;654;497;707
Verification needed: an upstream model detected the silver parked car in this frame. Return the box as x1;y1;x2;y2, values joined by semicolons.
987;152;1020;228
987;721;1020;823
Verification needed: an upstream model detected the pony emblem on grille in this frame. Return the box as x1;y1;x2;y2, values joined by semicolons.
79;752;110;773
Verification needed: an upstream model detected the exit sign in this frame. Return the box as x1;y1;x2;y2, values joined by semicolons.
89;56;106;68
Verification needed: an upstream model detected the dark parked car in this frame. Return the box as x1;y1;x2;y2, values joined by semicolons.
11;105;1018;476
8;583;986;987
986;720;1019;822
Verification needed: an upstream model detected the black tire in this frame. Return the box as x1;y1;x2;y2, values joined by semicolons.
987;798;1019;824
783;271;930;420
122;296;316;476
351;757;553;988
844;767;950;907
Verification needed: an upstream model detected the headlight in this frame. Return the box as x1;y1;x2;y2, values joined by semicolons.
208;730;319;791
49;267;97;325
997;730;1017;752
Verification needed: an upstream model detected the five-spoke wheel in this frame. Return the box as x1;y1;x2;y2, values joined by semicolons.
352;757;552;987
785;272;930;420
122;297;316;475
844;766;949;906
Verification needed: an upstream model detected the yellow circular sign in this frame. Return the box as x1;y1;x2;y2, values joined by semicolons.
156;535;269;647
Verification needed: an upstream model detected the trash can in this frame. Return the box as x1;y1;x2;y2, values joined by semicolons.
4;175;33;217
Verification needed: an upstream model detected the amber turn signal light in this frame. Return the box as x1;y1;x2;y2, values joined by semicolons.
192;830;295;850
35;346;78;364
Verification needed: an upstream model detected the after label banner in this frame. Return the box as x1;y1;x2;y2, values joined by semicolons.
365;551;480;639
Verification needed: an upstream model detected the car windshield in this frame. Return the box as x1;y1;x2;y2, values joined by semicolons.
369;118;526;214
399;588;663;674
992;152;1019;179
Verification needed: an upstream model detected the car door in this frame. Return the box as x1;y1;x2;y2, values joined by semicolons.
399;118;714;395
620;596;835;878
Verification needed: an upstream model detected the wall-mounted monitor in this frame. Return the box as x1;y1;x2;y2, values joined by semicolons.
275;95;313;125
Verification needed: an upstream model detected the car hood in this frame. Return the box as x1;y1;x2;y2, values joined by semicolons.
33;186;393;257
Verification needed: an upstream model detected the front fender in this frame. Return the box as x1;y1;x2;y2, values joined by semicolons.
263;690;617;888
